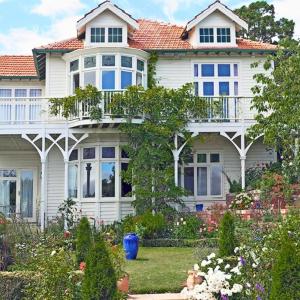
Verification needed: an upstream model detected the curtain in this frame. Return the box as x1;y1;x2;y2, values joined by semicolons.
20;171;33;218
68;164;78;198
0;180;11;216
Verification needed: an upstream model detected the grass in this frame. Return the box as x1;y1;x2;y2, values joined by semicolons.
125;247;216;294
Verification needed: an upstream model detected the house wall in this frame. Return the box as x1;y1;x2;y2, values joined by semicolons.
0;80;45;93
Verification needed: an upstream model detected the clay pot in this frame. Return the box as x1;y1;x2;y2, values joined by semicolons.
117;274;129;293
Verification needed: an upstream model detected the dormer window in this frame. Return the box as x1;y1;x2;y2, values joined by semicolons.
217;28;231;43
199;28;214;43
91;28;105;43
108;28;123;43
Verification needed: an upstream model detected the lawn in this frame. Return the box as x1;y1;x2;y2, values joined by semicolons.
125;247;215;294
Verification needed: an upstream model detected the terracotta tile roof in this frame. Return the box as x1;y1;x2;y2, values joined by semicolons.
0;55;37;77
37;19;277;52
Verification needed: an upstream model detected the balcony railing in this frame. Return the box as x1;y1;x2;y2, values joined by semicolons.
0;93;256;125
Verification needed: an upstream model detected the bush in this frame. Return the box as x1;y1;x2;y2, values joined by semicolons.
218;211;237;257
270;236;300;300
172;215;202;239
81;234;118;300
140;238;218;248
76;217;92;265
0;271;37;300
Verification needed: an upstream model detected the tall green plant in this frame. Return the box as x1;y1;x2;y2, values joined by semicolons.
75;217;92;265
81;234;117;300
270;235;300;300
219;211;237;257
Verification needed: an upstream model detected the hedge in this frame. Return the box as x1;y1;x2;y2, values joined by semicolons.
140;238;218;248
0;271;37;300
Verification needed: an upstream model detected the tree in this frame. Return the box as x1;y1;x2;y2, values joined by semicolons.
249;41;300;182
75;217;92;265
81;234;118;300
218;211;237;257
235;1;295;43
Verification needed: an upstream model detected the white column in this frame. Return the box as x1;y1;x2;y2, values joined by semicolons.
240;155;246;190
40;159;46;231
116;145;121;221
173;134;179;186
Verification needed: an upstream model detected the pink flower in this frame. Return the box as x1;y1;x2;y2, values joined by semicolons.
79;262;86;271
64;231;71;238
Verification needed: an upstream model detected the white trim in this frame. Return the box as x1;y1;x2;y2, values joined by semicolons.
186;2;248;32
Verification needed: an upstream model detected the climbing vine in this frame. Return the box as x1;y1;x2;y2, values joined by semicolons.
147;51;158;88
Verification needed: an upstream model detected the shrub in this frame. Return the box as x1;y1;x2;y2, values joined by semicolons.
270;236;300;300
81;234;118;300
76;217;92;265
218;211;237;257
140;238;218;248
172;215;202;239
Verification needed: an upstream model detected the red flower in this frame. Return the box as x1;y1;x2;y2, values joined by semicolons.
79;262;86;271
64;231;71;238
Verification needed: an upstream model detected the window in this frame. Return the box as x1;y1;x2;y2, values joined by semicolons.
234;82;239;96
102;55;115;67
102;71;115;90
137;60;144;72
69;149;78;161
203;82;214;96
211;165;222;195
184;167;194;195
101;162;115;197
91;28;105;43
217;28;231;43
194;82;199;96
234;64;238;77
121;71;132;89
121;56;132;68
218;64;231;77
102;147;115;158
121;163;132;197
0;89;12;97
136;72;143;86
197;167;207;196
219;82;230;96
29;89;42;97
84;56;96;68
108;28;122;43
70;60;79;72
83;147;95;160
199;28;214;43
210;153;220;163
82;163;95;198
68;164;78;198
72;73;80;93
84;71;96;87
15;89;27;97
201;64;214;77
197;154;207;163
194;64;199;77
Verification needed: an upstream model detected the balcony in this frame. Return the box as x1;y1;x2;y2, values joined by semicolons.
0;93;256;128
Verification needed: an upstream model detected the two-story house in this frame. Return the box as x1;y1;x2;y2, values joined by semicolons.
0;0;277;229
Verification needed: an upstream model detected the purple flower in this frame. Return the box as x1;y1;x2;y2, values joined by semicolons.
257;297;262;300
239;256;246;266
221;295;229;300
255;283;265;293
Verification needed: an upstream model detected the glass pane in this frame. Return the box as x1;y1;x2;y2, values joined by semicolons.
69;149;78;161
211;165;222;195
197;154;207;163
102;147;115;158
121;71;132;89
108;28;122;43
15;89;27;97
219;82;230;96
197;167;207;196
20;170;33;218
194;64;198;77
91;27;105;43
84;71;96;87
83;147;95;159
234;82;239;96
0;89;12;97
84;56;96;68
101;162;115;197
29;89;42;97
136;72;143;86
194;82;199;96
0;180;16;217
178;168;182;187
0;170;16;177
73;73;80;93
121;163;132;197
210;153;220;163
201;64;214;77
121;56;132;68
70;60;79;72
218;64;231;77
137;60;144;71
234;64;238;76
68;164;78;198
102;55;115;66
184;167;194;195
102;71;115;90
82;163;95;198
203;82;214;96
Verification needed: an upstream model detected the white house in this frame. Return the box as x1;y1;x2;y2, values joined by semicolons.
0;0;277;228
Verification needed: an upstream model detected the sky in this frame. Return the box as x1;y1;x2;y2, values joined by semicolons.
0;0;299;54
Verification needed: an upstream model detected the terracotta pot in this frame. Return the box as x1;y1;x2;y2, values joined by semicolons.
117;274;129;293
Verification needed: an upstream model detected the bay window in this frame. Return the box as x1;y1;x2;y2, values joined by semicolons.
102;70;115;90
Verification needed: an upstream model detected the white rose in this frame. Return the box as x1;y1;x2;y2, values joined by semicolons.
194;264;200;271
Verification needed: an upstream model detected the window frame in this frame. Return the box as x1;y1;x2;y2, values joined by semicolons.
108;27;123;43
217;28;231;43
199;27;214;43
90;27;105;43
